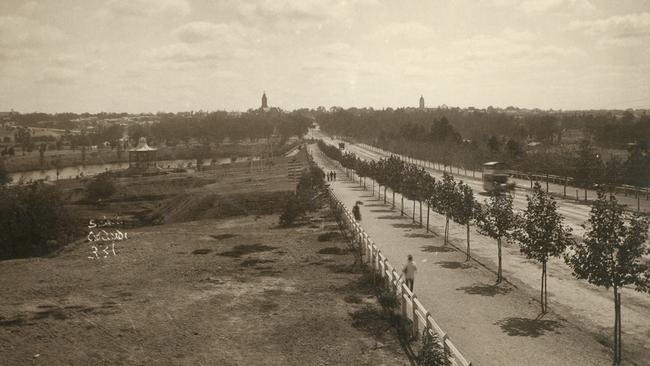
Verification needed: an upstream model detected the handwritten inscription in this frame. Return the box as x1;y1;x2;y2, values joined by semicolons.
87;229;128;242
87;216;129;260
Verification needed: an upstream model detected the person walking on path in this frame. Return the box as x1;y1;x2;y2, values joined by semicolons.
401;255;417;291
352;201;362;221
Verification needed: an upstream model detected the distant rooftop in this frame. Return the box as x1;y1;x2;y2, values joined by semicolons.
129;137;157;152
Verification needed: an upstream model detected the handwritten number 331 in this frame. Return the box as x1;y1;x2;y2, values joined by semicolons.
88;243;117;259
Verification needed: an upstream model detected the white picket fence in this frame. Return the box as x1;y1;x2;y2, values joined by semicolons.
327;188;472;366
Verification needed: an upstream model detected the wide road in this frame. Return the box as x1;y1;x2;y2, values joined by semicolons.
311;128;648;236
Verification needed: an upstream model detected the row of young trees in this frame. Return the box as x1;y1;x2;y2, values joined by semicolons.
318;141;649;365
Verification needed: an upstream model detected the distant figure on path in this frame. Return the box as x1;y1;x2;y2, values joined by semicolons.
402;255;417;291
352;202;362;221
333;171;337;181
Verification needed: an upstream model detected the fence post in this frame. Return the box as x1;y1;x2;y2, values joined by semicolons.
401;289;408;325
412;295;419;339
546;174;549;192
441;332;450;355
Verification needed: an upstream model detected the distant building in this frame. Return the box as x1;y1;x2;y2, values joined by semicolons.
261;92;268;109
419;95;425;109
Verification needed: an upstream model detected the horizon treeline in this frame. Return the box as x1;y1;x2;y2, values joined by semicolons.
316;108;650;188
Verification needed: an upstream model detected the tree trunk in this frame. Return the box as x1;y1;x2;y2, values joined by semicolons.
444;216;449;245
497;237;503;283
618;291;622;364
613;286;622;365
392;191;395;209
412;201;416;223
372;180;374;196
426;204;430;233
401;195;404;216
419;201;422;227
540;260;546;313
466;223;470;261
384;187;387;204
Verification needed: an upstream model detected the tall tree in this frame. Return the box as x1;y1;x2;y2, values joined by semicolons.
452;181;480;261
572;140;604;191
623;144;649;187
515;183;574;313
476;193;516;283
437;173;457;246
15;127;31;156
565;192;649;364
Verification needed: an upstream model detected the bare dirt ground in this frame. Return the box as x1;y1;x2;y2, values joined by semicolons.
0;211;411;365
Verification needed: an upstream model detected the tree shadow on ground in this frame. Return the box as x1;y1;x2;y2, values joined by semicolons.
435;261;471;270
495;316;563;337
370;209;395;213
456;283;512;296
421;245;455;253
405;233;437;238
392;223;421;229
377;215;404;220
365;203;385;207
360;195;374;198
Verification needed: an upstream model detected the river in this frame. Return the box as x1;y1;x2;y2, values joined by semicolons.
9;156;260;183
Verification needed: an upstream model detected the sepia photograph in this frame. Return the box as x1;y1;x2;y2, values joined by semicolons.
0;1;649;365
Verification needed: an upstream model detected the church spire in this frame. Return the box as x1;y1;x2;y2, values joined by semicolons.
261;91;268;109
419;95;425;109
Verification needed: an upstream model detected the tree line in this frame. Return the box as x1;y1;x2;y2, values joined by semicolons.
318;140;649;365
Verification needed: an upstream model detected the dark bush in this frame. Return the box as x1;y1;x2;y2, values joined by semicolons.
417;330;451;366
0;183;78;259
279;194;302;226
86;174;116;201
279;162;326;226
0;161;10;186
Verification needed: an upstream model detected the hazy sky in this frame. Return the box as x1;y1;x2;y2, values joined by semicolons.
0;0;649;112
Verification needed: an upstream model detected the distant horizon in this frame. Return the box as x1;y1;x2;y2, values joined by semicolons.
3;102;650;115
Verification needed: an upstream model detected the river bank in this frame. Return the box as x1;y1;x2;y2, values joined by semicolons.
2;141;298;174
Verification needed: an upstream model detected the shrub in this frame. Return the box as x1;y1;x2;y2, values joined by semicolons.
279;163;326;226
417;330;451;366
0;183;78;259
0;161;10;186
86;174;116;201
279;194;302;226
